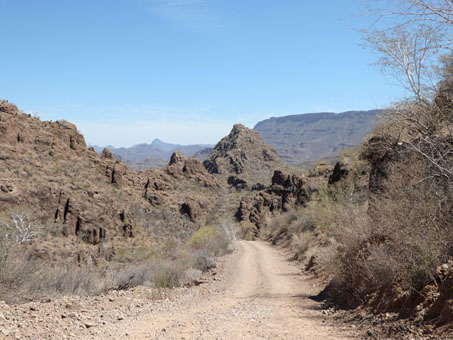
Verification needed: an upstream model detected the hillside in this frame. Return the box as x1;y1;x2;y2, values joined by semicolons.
0;100;225;296
254;110;382;165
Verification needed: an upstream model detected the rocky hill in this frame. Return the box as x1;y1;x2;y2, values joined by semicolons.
204;124;299;186
0;100;312;308
254;110;382;165
0;100;221;267
92;139;213;168
0;101;305;268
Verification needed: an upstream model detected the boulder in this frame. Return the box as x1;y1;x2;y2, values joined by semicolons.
101;148;113;159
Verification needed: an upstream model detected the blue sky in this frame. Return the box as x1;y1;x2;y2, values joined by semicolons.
1;0;402;146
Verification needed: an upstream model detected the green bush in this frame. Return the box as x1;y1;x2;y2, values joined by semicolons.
187;225;230;256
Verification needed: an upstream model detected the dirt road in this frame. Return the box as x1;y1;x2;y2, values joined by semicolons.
102;241;356;340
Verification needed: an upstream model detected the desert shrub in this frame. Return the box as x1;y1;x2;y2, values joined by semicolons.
238;221;257;240
0;253;107;298
290;231;314;260
112;246;155;262
150;259;188;288
262;210;301;244
325;139;452;303
366;157;452;289
187;225;230;256
32;263;106;296
187;223;234;272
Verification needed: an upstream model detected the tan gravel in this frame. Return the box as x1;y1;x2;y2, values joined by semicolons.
99;240;357;340
0;241;359;340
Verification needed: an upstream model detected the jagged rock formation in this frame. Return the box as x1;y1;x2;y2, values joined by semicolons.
204;124;298;185
254;110;382;165
166;151;218;188
235;170;308;230
0;100;220;263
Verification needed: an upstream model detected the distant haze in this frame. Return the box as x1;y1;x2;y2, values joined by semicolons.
254;110;382;164
94;110;382;169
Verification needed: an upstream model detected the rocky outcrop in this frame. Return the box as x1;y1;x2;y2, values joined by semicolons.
166;152;218;188
426;263;453;324
180;200;205;222
227;176;248;190
101;148;114;159
364;261;453;326
362;136;402;193
269;170;308;211
328;162;349;184
204;124;298;185
236;170;308;230
169;151;186;166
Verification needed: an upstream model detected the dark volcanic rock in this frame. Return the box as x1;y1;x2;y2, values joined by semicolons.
227;176;248;190
169;151;186;166
236;170;308;229
328;162;349;184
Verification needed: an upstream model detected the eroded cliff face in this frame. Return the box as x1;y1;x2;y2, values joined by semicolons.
235;170;309;232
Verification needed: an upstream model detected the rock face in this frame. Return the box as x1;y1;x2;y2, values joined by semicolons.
328;162;349;184
166;152;218;188
0;100;220;264
204;124;298;185
361;135;406;193
254;110;382;165
236;170;308;230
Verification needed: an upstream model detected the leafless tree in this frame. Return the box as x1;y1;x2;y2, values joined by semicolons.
0;212;41;245
361;0;453;100
0;212;41;269
360;1;453;186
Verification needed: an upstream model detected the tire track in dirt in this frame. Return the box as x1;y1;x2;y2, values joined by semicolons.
98;241;357;340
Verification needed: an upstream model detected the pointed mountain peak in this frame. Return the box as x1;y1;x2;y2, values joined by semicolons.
203;124;297;184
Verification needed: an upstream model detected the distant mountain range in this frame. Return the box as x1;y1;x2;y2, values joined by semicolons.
254;110;382;165
91;139;214;169
92;110;382;169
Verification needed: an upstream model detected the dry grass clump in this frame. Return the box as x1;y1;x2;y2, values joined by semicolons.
0;219;235;302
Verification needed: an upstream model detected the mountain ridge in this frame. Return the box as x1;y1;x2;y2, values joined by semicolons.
254;109;383;165
91;140;214;167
